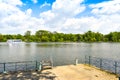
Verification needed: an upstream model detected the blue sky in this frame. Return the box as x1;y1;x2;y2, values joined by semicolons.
20;0;56;17
20;0;111;17
0;0;120;34
84;0;111;4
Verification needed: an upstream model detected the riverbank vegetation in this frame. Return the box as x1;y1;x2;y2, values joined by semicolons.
0;30;120;42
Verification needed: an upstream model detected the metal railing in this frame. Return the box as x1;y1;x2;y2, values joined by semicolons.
85;56;120;74
0;61;41;73
0;60;53;73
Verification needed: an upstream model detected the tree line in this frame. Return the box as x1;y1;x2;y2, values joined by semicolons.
0;30;120;42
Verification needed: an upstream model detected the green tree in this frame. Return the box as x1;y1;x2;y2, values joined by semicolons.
76;34;83;42
83;31;96;42
24;31;31;42
35;30;51;42
0;34;3;42
95;32;103;42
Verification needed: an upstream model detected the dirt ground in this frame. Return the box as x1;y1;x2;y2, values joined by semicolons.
0;64;118;80
45;64;118;80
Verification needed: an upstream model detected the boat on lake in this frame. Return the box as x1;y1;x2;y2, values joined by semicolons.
7;39;22;45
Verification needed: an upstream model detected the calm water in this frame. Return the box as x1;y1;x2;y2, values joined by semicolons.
0;42;120;66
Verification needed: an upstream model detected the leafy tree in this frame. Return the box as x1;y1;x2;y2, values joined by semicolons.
0;30;119;42
76;34;83;42
95;32;103;42
24;31;31;42
83;31;96;42
0;34;3;42
51;36;56;42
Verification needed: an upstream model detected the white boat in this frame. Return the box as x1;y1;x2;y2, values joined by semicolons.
7;39;22;45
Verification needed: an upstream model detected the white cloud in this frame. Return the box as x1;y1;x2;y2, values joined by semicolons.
0;0;23;6
31;0;38;4
39;0;86;32
86;0;120;33
62;14;120;34
61;17;99;33
40;0;85;19
96;14;120;33
0;0;120;34
90;0;120;15
42;0;120;34
0;0;45;34
52;0;85;17
26;9;32;16
40;2;51;8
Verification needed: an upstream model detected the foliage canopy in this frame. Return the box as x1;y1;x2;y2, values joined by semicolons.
0;30;120;42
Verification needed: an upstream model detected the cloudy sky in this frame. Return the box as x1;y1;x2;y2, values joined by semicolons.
0;0;120;34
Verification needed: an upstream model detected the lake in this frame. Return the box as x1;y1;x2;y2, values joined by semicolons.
0;42;120;66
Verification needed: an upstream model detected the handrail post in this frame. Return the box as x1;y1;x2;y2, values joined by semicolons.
75;58;78;65
38;62;42;71
100;59;102;69
115;61;117;74
35;61;38;71
51;60;53;68
3;63;7;73
89;56;91;65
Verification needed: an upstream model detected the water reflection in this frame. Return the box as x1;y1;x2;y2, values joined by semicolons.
0;42;120;66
